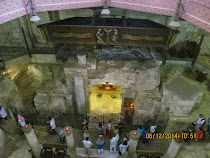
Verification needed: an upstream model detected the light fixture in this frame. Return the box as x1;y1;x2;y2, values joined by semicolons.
169;21;180;30
101;0;110;16
30;15;40;23
0;66;8;75
169;0;182;30
27;0;40;23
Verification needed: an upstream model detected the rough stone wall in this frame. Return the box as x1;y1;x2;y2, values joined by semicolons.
5;55;32;79
64;48;163;124
8;144;32;158
0;76;23;108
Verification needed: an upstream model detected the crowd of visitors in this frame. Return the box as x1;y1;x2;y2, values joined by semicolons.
80;119;129;157
0;106;208;157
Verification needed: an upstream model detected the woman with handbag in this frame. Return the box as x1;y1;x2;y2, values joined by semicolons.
119;140;129;158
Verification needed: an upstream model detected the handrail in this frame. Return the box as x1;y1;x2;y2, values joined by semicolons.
136;150;165;156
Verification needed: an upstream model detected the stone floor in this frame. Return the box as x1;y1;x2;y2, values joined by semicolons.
176;142;209;158
76;148;119;158
165;90;210;133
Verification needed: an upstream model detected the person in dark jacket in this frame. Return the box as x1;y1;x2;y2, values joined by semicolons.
142;128;150;144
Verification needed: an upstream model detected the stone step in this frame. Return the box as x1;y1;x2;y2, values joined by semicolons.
200;80;208;90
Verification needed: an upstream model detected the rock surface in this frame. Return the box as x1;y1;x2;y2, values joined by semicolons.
162;76;203;116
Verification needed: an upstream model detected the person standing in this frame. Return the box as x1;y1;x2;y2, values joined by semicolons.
150;123;157;134
106;120;112;138
59;129;66;142
110;134;119;153
17;114;26;128
98;123;104;135
83;130;90;140
195;114;205;131
187;122;196;133
114;126;119;135
0;106;7;121
137;125;144;136
82;137;93;156
118;119;124;136
48;117;56;135
82;118;88;131
142;128;150;144
96;135;104;155
119;140;129;158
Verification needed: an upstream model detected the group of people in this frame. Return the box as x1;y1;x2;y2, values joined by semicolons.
136;123;157;144
184;114;206;141
81;118;128;157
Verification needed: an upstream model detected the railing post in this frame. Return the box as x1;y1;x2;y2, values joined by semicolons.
21;27;31;58
22;125;41;158
128;130;140;158
64;126;77;158
192;35;205;66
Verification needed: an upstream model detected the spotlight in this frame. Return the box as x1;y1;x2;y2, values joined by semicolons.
27;0;40;23
169;21;180;30
0;67;8;75
30;14;40;23
101;0;110;16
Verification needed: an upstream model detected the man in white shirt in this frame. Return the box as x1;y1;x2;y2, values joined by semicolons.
195;114;205;130
110;134;119;153
0;106;7;121
48;117;56;134
119;140;129;158
82;137;93;156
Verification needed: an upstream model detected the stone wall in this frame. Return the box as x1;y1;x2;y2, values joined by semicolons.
0;76;23;108
64;48;163;124
5;55;32;79
8;144;32;158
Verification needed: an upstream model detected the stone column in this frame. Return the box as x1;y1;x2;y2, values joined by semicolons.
128;130;140;158
66;94;73;110
22;125;41;158
0;128;5;148
164;138;181;158
64;126;77;158
74;73;86;114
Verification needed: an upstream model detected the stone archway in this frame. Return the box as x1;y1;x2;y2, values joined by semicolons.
89;83;122;114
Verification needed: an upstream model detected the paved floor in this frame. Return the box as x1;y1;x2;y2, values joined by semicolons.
76;147;119;158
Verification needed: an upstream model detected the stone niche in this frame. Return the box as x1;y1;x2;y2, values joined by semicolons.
162;76;203;116
64;48;163;124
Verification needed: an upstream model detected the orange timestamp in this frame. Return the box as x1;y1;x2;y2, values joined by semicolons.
146;133;196;139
